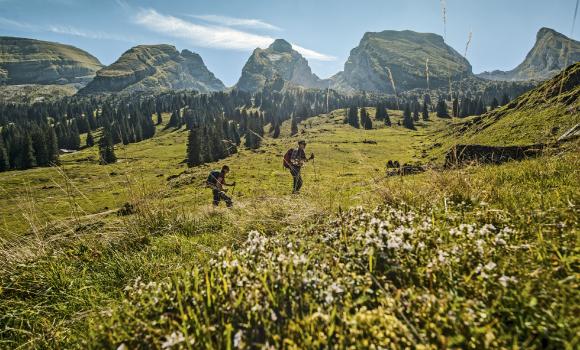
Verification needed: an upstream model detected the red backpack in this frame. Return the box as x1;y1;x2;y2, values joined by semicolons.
283;148;294;169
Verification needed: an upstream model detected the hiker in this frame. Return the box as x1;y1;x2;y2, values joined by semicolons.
283;140;314;194
206;165;235;207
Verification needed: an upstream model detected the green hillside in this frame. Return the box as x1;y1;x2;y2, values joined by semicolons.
441;62;580;148
0;100;578;348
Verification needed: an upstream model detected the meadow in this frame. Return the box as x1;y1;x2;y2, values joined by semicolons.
0;108;578;348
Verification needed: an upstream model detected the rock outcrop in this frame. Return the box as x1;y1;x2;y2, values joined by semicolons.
79;45;225;94
331;30;472;93
235;39;328;92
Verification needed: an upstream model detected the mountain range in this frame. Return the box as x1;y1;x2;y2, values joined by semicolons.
477;28;580;81
1;27;578;97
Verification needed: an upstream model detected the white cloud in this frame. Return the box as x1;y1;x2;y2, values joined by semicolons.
0;17;37;30
188;14;281;31
0;16;133;42
47;25;133;42
134;9;335;61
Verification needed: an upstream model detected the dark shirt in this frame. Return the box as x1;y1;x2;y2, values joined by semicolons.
290;148;307;168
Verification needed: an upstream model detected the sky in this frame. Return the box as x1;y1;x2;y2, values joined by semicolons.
0;0;578;86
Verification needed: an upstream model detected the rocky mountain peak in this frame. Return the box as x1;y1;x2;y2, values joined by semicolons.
269;39;293;53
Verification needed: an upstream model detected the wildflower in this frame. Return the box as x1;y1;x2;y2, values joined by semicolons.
499;275;517;287
233;330;243;348
484;262;496;271
161;331;185;349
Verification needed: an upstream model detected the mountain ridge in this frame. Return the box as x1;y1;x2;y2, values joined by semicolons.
0;36;103;85
477;27;580;81
331;29;472;93
79;44;225;94
235;39;328;92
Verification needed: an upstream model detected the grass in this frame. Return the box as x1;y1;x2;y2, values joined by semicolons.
0;107;578;348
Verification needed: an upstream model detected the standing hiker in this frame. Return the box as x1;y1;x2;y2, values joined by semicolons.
206;165;235;207
283;140;314;194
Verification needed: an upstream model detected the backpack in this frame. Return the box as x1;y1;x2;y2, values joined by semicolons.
283;148;294;169
206;170;221;187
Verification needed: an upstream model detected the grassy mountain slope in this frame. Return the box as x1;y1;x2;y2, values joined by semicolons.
0;36;103;85
442;62;580;147
0;105;578;348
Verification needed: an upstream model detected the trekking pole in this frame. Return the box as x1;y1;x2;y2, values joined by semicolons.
312;158;319;181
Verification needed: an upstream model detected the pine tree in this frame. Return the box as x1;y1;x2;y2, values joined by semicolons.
490;97;499;110
413;103;420;122
187;127;201;167
22;134;36;169
422;102;429;121
70;120;81;150
99;126;116;165
384;109;392;126
361;108;373;129
0;137;9;172
156;111;163;125
290;117;298;136
273;122;281;138
347;106;360;128
436;98;450;118
452;97;459;118
500;93;510;106
31;127;49;166
86;130;95;147
375;104;385;121
47;125;59;165
403;103;415;130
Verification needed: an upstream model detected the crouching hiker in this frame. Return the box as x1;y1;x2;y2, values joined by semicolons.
206;165;235;207
283;140;314;194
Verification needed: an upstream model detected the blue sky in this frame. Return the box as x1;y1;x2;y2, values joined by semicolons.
0;0;578;86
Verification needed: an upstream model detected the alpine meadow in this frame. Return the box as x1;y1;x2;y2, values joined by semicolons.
0;0;579;349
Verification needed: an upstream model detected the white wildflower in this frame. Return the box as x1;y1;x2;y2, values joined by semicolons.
484;262;497;271
161;331;185;349
233;330;243;348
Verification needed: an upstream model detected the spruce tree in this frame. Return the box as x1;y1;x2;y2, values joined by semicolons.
157;111;163;125
422;102;429;121
47;125;60;165
273;123;281;138
403;103;415;130
500;93;510;106
99;127;116;165
22;134;36;169
436;98;450;118
413;103;420;122
375;104;385;121
384;109;392;126
86;130;95;147
490;97;499;110
187;127;201;167
361;108;373;129
0;137;9;172
70;120;81;150
347;106;360;128
290;117;298;136
452;97;459;118
31;127;48;166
